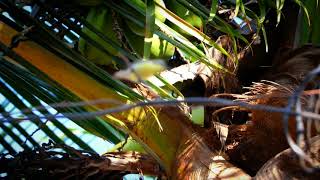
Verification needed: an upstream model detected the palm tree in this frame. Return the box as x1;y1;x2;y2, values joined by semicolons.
0;0;319;179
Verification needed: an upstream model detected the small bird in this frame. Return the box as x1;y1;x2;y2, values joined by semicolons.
113;60;166;82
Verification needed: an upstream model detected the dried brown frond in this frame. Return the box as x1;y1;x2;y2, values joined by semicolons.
0;141;164;179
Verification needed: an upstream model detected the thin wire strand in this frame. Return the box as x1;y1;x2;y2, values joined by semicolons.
1;97;320;123
283;65;320;172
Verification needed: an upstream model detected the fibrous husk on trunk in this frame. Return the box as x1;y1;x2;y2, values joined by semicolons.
205;46;320;175
255;136;320;180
